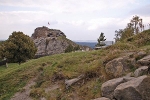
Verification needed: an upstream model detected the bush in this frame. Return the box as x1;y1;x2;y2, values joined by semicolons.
65;44;80;53
1;31;37;64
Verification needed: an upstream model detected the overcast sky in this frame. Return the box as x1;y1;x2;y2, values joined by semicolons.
0;0;150;41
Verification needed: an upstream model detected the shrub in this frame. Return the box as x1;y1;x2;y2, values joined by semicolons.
1;31;37;64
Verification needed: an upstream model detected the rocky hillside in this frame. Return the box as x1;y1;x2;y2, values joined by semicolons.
95;52;150;100
31;26;90;57
1;29;150;100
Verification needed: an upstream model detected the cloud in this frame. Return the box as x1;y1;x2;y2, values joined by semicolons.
0;0;150;41
0;0;136;13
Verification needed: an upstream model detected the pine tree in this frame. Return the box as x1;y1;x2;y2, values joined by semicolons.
96;32;106;47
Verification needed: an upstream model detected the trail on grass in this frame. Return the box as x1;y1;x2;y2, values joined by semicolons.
10;77;36;100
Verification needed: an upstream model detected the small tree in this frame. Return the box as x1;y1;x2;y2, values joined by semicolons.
1;31;37;64
96;32;106;47
65;44;74;53
130;15;143;34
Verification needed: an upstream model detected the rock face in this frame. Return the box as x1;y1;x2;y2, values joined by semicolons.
137;55;150;65
31;26;88;57
101;77;134;99
101;75;150;100
105;56;135;78
31;26;66;39
114;75;150;100
134;66;148;77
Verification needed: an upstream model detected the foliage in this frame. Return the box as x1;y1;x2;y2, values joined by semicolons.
0;31;37;64
0;41;5;60
114;15;143;42
65;44;80;53
126;29;150;47
131;15;143;34
96;32;106;47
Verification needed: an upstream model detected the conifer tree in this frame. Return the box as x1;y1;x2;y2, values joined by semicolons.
96;32;106;47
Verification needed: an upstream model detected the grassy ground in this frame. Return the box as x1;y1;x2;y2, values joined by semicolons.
0;29;150;100
0;49;120;100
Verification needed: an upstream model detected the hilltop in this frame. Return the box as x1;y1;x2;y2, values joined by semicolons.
0;29;150;100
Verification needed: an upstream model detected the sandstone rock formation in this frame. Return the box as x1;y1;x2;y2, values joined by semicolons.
114;75;150;100
134;66;148;77
137;55;150;65
105;56;135;78
101;53;150;100
101;75;150;100
31;26;66;39
101;76;134;99
31;26;90;57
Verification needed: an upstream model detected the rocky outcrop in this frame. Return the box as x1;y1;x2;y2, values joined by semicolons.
137;55;150;65
134;66;148;77
101;75;150;100
101;76;134;99
101;53;150;100
114;75;150;100
31;26;66;40
31;26;90;57
105;56;135;78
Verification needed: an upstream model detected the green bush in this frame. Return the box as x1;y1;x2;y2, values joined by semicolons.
1;31;37;64
65;44;80;53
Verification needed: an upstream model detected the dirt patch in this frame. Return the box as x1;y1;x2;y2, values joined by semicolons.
11;77;36;100
45;84;60;93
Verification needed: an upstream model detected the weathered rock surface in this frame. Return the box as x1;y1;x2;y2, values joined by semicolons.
31;26;90;57
136;51;147;58
65;74;84;89
101;76;134;99
137;55;150;65
31;26;66;39
114;75;150;100
92;97;110;100
134;66;148;77
105;56;135;78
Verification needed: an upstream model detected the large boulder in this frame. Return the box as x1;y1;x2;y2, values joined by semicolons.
134;66;148;77
31;26;89;57
105;56;135;78
137;55;150;65
114;75;150;100
101;77;134;99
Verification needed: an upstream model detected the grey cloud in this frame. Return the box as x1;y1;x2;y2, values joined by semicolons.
130;4;150;16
